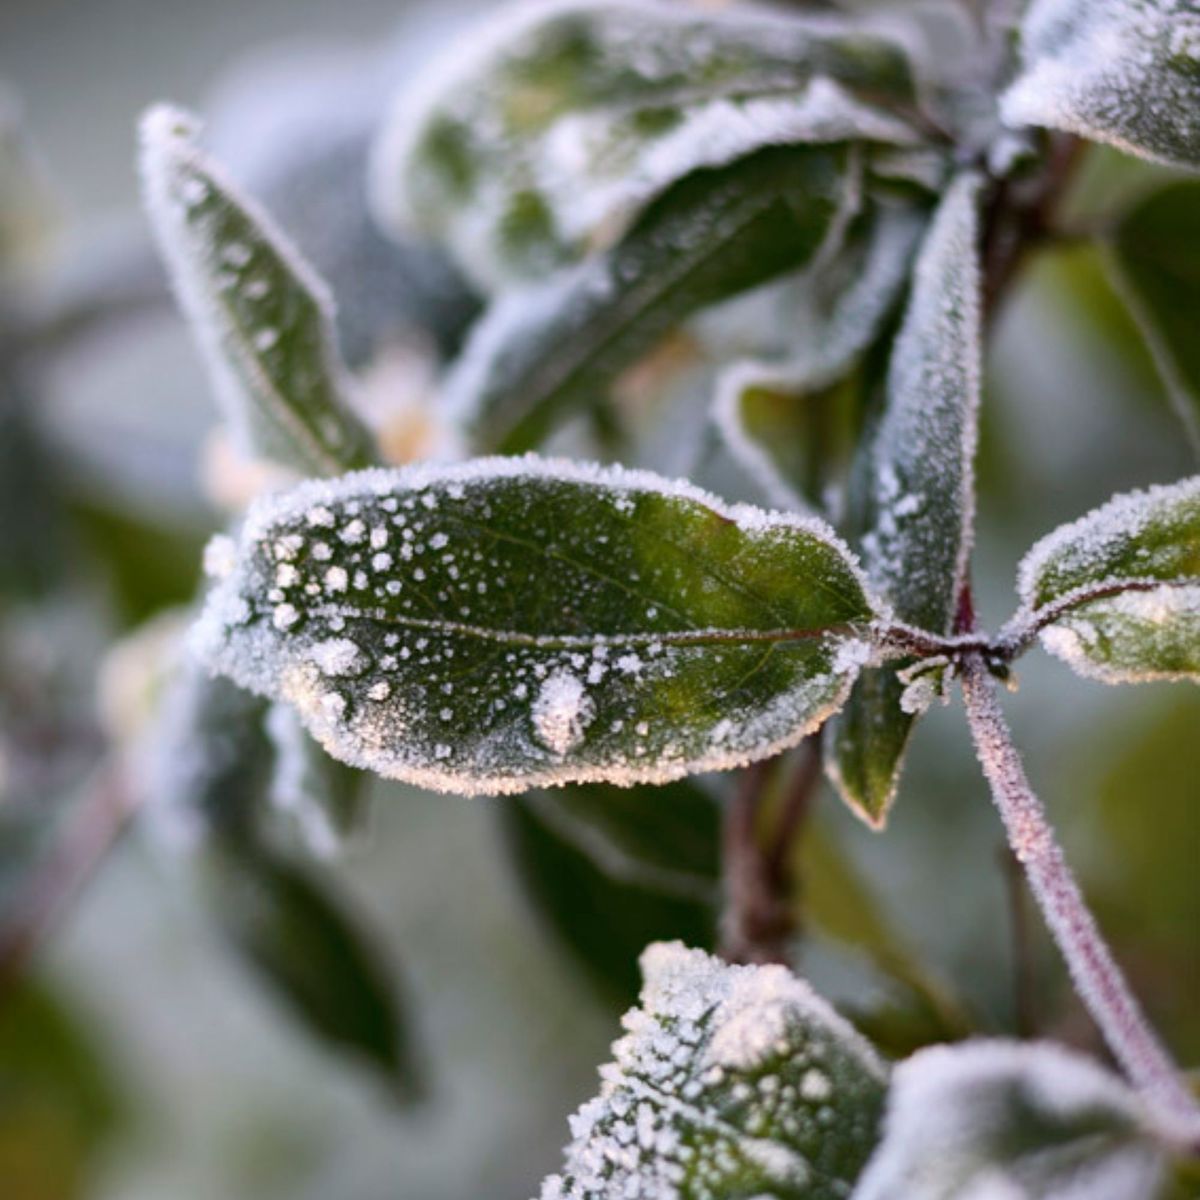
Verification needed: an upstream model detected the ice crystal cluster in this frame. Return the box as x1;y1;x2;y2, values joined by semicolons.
538;943;886;1200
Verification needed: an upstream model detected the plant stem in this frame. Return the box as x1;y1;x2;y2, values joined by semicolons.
960;655;1200;1142
720;744;823;967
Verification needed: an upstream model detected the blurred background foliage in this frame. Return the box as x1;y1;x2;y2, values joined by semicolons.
0;1;1196;1198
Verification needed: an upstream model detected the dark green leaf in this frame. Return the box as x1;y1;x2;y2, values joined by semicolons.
828;171;984;827
1002;0;1200;169
139;105;375;477
504;779;720;1004
203;841;420;1101
373;0;918;288
1013;476;1200;683
539;943;887;1199
1107;181;1200;458
855;1041;1166;1199
0;976;124;1200
448;145;855;453
195;457;879;794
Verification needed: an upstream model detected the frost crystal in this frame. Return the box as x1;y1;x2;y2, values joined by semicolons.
538;943;886;1200
854;1040;1165;1200
1001;0;1200;169
192;456;879;795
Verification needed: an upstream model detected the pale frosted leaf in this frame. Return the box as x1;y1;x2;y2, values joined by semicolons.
853;1040;1166;1200
1105;181;1200;458
828;171;984;827
1001;0;1200;169
193;456;879;795
1013;476;1200;684
139;104;375;477
446;145;854;453
538;942;887;1200
265;704;368;858
371;0;919;290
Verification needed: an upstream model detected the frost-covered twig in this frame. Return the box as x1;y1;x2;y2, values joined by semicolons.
960;654;1200;1144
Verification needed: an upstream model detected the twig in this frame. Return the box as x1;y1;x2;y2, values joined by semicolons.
0;761;139;998
960;656;1200;1144
719;739;825;966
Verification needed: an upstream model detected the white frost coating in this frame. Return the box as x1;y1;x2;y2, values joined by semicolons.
536;80;918;251
538;942;886;1200
138;104;367;477
852;1040;1166;1200
192;455;882;796
531;670;595;754
370;0;916;289
1015;476;1200;608
1000;0;1200;169
862;171;982;630
1010;476;1200;683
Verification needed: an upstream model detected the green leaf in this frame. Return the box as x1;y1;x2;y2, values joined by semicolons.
828;171;984;827
138;104;375;478
194;456;879;795
203;840;421;1101
1001;0;1200;170
1013;476;1200;684
448;145;856;453
539;942;887;1199
372;0;919;289
1106;181;1200;458
712;201;925;513
265;704;369;857
504;779;720;1005
855;1040;1167;1199
0;976;125;1200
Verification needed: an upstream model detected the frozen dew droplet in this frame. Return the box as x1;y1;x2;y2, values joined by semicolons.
531;671;595;755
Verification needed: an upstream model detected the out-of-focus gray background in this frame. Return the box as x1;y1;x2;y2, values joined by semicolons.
1;1;1197;1198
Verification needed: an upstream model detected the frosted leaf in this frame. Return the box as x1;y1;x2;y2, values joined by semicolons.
853;1040;1166;1200
538;942;887;1200
265;704;368;858
1013;476;1200;684
192;455;879;795
711;200;926;515
203;837;420;1100
1001;0;1200;169
1105;181;1200;459
371;0;919;290
139;105;375;478
828;172;984;828
446;145;853;453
